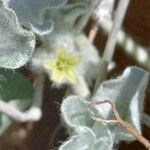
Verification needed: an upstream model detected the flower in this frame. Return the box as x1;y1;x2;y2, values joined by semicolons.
43;47;80;84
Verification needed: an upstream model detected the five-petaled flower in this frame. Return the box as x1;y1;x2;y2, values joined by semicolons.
43;47;80;84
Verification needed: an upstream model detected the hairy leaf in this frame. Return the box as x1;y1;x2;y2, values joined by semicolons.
61;96;113;150
59;127;96;150
6;0;67;35
94;66;149;142
0;0;35;68
61;96;93;129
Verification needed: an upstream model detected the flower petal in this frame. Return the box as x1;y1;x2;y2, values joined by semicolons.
51;69;64;83
57;47;68;59
43;59;55;70
65;69;78;84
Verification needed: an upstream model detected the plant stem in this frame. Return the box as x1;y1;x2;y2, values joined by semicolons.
88;23;99;43
103;0;130;61
92;0;130;93
87;100;150;149
119;119;150;149
33;73;45;107
95;18;150;71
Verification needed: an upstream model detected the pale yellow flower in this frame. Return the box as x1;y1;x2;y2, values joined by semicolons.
44;47;80;84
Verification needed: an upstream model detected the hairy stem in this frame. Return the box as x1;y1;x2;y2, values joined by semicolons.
88;23;99;43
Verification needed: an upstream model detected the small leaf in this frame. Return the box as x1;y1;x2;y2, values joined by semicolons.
7;0;67;35
94;66;149;141
60;119;113;150
61;96;114;150
59;126;96;150
0;0;35;68
61;95;94;129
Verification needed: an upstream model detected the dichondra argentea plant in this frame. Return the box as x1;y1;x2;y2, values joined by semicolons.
0;0;150;149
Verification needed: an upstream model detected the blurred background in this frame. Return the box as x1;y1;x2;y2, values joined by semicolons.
0;0;150;149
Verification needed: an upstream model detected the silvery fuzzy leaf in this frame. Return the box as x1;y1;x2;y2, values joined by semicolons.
59;122;113;150
0;0;35;68
61;96;114;150
61;95;94;129
91;123;114;150
92;136;113;150
6;0;67;35
94;66;149;142
59;126;96;150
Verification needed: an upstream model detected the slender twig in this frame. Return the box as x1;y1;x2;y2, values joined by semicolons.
88;23;99;43
95;18;150;71
103;0;130;61
87;100;150;149
0;74;45;122
33;73;45;108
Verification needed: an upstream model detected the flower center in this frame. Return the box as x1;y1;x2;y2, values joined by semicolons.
56;58;70;71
